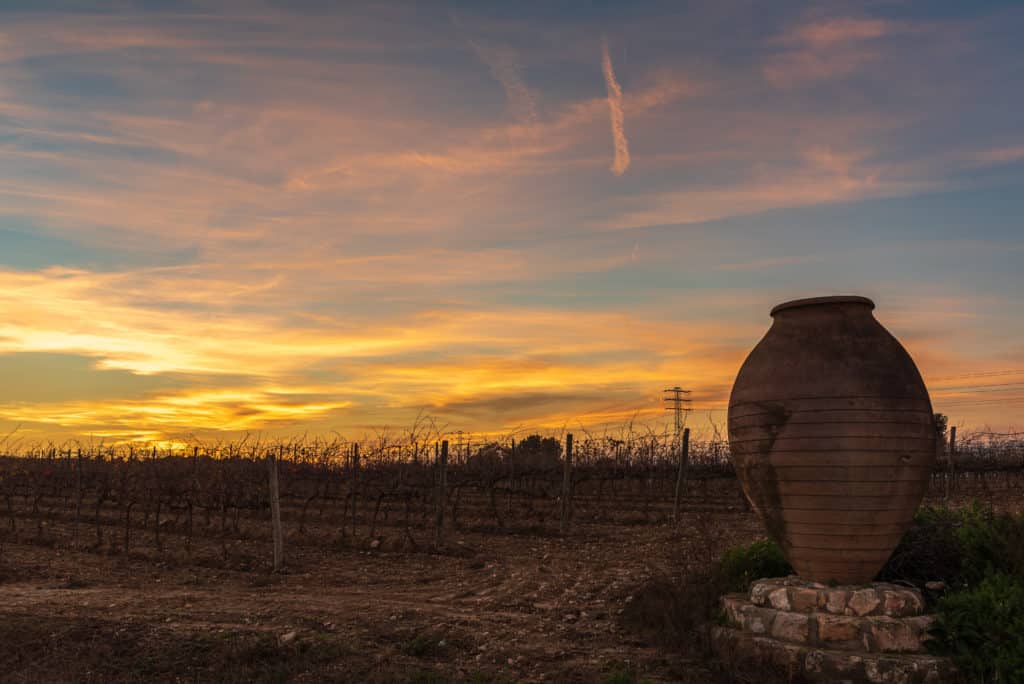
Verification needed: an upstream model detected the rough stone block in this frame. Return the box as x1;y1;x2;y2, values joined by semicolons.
768;587;792;611
750;580;777;606
826;589;851;614
881;588;925;617
848;589;881;616
790;587;819;613
864;616;923;653
739;605;777;635
816;614;863;643
805;649;865;678
771;612;810;643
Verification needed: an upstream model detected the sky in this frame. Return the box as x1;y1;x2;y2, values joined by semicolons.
1;0;1023;447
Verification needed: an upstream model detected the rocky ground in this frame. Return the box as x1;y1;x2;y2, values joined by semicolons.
0;502;762;683
3;474;1014;682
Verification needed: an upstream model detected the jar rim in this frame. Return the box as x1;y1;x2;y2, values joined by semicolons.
770;295;875;317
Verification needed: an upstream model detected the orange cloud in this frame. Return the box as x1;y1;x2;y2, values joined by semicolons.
764;17;893;88
0;265;1017;442
600;145;930;230
0;388;353;436
0;260;758;441
787;18;890;48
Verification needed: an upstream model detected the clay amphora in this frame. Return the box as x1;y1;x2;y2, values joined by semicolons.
728;296;936;584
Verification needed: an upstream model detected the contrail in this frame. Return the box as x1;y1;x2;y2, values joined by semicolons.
601;37;630;175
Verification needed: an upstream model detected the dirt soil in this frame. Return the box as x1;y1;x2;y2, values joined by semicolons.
0;507;763;683
5;475;1007;683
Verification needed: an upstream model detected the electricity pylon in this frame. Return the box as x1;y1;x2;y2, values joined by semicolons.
663;386;692;442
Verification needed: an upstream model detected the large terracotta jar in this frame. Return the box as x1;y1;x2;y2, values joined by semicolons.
728;296;936;584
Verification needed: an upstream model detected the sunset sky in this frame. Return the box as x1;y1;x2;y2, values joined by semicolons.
1;1;1023;446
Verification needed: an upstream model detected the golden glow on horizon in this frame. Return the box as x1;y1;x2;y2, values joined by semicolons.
0;389;353;434
0;256;1015;444
0;264;748;442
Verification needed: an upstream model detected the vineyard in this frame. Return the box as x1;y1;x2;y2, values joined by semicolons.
0;426;1021;568
0;430;738;565
0;427;1022;682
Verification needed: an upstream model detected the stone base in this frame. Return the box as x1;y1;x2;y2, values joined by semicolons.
711;577;956;683
711;626;956;683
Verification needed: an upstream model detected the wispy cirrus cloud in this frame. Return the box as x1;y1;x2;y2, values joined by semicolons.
973;145;1024;166
788;17;890;47
763;17;894;87
469;40;538;126
599;142;930;230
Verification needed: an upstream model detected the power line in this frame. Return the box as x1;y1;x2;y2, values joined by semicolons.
933;381;1024;392
938;395;1024;407
927;369;1024;382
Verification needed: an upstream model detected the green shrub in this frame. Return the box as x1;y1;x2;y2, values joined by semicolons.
880;503;1024;592
717;539;792;593
955;508;1024;587
926;573;1024;683
878;506;965;588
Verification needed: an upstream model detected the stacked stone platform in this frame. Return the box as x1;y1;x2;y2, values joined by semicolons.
711;577;956;683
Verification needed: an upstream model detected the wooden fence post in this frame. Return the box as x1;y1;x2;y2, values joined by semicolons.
507;438;515;515
560;433;574;536
435;440;448;545
188;446;198;554
268;450;283;572
673;428;690;523
945;426;957;501
74;448;83;547
351;443;360;537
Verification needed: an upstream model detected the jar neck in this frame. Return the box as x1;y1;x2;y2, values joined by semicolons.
770;295;875;318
